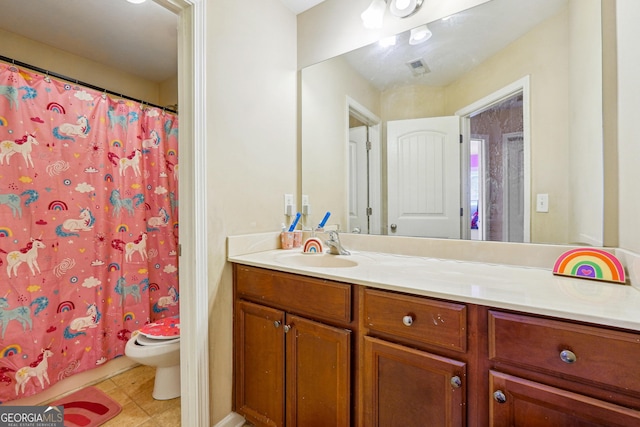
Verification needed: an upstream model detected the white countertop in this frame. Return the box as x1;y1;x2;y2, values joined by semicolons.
228;248;640;332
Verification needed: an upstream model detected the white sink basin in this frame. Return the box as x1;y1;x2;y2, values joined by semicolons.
275;252;358;268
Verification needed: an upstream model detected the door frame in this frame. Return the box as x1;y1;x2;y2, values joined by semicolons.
346;96;382;235
155;0;210;425
456;76;531;243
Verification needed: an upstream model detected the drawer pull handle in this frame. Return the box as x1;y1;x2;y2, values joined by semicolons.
402;315;414;326
560;349;577;364
450;376;462;388
493;390;507;404
274;321;281;328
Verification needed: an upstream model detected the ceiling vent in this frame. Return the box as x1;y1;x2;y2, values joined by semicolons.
406;58;430;76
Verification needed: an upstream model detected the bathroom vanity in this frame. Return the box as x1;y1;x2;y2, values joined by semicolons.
229;241;640;427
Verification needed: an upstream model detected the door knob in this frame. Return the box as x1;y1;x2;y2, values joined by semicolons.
390;223;397;232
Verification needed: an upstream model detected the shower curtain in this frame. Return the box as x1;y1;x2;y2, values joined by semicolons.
0;62;179;402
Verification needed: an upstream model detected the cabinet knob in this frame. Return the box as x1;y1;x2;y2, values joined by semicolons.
493;390;507;404
283;324;292;333
450;376;462;388
402;315;414;326
560;349;577;364
390;223;398;232
274;321;281;328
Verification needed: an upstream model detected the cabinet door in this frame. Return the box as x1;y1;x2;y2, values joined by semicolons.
490;371;640;426
364;336;466;427
286;314;351;427
235;300;285;427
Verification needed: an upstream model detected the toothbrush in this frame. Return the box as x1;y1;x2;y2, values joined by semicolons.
318;211;331;229
288;212;302;232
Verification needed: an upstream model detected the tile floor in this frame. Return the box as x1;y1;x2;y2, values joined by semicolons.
94;365;181;426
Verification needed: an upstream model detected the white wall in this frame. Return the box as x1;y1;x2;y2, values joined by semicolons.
617;0;640;253
205;1;297;423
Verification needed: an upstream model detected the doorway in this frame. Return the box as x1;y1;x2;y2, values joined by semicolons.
458;77;530;242
347;98;381;235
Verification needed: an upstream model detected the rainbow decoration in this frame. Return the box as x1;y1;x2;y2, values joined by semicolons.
48;200;68;211
116;224;128;233
1;344;21;358
302;237;323;254
0;227;12;237
57;301;75;313
107;262;121;272
553;248;626;284
123;312;135;322
104;173;114;182
166;149;177;157
46;102;66;114
0;116;7;126
111;140;122;148
148;283;160;292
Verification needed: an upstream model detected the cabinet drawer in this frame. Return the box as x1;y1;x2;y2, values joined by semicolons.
235;265;352;324
489;310;640;394
364;288;467;352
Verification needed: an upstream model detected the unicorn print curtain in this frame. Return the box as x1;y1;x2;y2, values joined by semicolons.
0;62;179;401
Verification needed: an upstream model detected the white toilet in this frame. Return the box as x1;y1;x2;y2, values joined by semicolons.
125;316;181;400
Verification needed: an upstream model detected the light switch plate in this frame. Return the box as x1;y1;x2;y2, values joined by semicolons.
536;193;549;213
284;194;294;216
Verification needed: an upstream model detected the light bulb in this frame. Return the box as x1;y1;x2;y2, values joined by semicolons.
409;25;432;45
361;0;386;29
395;0;411;11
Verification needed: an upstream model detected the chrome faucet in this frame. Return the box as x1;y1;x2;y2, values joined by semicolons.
325;230;350;255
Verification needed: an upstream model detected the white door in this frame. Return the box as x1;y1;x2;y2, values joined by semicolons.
349;126;368;233
387;117;461;238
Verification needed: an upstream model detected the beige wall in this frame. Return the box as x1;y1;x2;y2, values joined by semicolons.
205;0;297;423
617;0;640;253
0;28;175;106
302;56;380;229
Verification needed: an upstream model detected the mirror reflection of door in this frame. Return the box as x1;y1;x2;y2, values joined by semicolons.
349;122;368;233
348;104;381;235
468;92;527;242
469;137;486;240
387;116;461;238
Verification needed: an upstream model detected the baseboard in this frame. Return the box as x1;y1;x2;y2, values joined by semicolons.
213;411;246;427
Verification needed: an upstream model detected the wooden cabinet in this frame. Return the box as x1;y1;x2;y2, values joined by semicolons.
234;265;354;427
489;370;640;426
363;336;466;427
233;263;640;426
488;310;640;426
362;288;470;426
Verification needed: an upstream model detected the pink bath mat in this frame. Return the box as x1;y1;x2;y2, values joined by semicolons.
49;386;121;427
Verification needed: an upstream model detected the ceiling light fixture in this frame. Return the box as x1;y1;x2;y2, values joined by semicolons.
409;24;432;45
389;0;424;18
361;0;424;29
126;0;147;4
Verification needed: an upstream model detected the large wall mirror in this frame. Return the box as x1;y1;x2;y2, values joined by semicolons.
301;0;607;246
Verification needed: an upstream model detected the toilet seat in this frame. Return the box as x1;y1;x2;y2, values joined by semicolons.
137;316;180;340
134;333;180;346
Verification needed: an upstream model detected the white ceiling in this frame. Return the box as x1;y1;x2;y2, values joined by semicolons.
0;0;322;83
343;0;567;90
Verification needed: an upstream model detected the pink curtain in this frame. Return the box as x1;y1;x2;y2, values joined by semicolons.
0;63;179;402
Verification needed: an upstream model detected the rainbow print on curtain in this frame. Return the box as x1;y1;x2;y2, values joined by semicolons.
0;63;179;402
